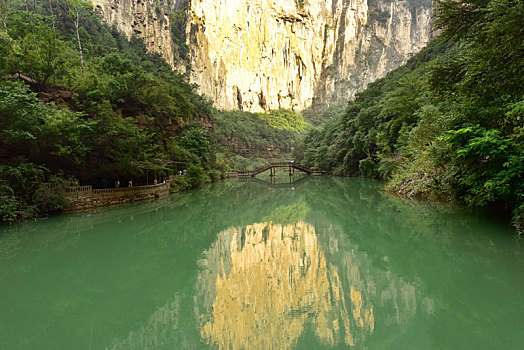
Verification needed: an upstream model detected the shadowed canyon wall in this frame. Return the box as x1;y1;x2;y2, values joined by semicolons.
92;0;433;112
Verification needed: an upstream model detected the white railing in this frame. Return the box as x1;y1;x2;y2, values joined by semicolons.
43;181;170;197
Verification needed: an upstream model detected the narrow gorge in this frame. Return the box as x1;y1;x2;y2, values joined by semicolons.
92;0;433;112
2;0;524;347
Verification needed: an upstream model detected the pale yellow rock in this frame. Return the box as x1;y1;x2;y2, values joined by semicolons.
91;0;432;112
187;0;432;112
104;219;429;349
196;222;375;349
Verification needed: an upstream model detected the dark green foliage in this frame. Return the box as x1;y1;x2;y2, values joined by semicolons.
179;123;212;168
0;81;47;159
207;169;224;182
299;0;524;232
0;80;151;183
170;175;191;192
359;158;378;178
0;1;218;220
0;184;18;221
72;52;207;123
213;109;306;170
302;103;347;127
32;177;70;214
166;138;200;166
0;32;14;73
170;8;189;64
9;16;70;87
185;165;205;189
295;53;436;175
0;161;46;220
442;126;524;208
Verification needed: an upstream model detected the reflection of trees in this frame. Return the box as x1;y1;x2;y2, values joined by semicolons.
196;222;374;349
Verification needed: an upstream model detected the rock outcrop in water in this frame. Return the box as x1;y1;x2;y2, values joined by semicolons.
92;0;433;112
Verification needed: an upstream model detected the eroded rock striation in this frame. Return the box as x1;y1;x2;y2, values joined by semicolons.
93;0;433;112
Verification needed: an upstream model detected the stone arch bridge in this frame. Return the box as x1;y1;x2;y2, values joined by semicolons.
236;161;326;177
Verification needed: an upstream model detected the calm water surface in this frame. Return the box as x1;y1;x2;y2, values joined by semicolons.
1;177;523;349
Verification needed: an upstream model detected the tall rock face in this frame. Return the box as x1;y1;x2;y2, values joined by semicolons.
92;0;433;112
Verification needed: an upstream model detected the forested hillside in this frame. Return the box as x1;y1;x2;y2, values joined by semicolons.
0;0;313;221
296;0;523;233
213;109;306;171
0;0;216;220
2;0;522;233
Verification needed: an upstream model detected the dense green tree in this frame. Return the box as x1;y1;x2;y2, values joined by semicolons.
258;109;307;132
66;0;90;73
185;164;206;189
0;31;13;72
298;0;524;232
15;25;67;87
179;123;212;168
0;0;10;32
0;81;45;160
0;1;221;220
213;109;306;170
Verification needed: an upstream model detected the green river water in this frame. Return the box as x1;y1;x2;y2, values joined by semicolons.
0;177;523;349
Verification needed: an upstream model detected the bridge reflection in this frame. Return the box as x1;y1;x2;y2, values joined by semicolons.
236;161;327;177
237;175;309;188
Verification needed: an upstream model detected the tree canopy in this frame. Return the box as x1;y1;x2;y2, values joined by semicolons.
297;0;524;233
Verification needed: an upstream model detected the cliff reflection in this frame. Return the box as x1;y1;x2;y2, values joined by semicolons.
196;222;374;349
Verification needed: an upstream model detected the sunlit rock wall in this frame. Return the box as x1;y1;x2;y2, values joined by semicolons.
92;0;433;112
188;0;432;112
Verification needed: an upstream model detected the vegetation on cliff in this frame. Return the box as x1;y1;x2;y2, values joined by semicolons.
213;109;306;170
0;0;215;220
296;0;524;232
0;0;312;220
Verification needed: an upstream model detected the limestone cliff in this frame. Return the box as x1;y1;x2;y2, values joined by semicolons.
92;0;433;112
